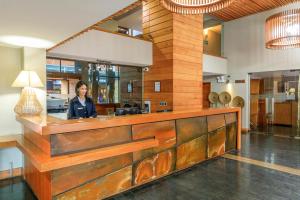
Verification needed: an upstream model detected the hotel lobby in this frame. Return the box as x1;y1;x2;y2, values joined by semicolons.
0;0;300;200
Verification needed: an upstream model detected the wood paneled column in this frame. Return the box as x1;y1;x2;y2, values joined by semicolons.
143;0;203;112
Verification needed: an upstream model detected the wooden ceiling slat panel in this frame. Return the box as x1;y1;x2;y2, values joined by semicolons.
210;0;298;21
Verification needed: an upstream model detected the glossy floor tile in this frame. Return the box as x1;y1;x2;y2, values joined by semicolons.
254;125;299;138
0;177;37;200
234;133;300;169
109;157;300;200
0;133;299;200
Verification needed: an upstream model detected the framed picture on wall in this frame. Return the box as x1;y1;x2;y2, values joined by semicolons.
127;82;133;93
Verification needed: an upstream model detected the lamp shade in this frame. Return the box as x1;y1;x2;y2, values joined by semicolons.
160;0;234;15
265;9;300;49
12;70;44;88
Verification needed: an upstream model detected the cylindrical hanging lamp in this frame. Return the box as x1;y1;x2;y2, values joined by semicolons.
160;0;235;14
265;9;300;49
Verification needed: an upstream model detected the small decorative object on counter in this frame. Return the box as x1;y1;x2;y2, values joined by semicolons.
219;91;232;107
208;92;219;108
232;96;245;108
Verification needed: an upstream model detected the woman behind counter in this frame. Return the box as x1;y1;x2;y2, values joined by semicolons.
68;80;97;119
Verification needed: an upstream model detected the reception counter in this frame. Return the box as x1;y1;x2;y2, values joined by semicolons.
16;108;241;200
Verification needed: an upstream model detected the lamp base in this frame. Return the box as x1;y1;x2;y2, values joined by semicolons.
14;87;43;116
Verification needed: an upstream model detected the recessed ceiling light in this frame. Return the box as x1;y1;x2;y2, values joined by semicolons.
0;35;54;48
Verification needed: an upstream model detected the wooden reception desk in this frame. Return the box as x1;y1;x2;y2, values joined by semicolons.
16;108;241;200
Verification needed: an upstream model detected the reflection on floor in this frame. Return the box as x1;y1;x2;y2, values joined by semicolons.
253;125;299;138
0;177;37;200
233;133;300;169
0;133;299;200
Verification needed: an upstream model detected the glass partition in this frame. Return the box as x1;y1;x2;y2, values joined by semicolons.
87;63;120;104
250;70;300;131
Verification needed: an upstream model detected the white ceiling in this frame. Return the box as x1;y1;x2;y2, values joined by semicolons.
0;0;136;47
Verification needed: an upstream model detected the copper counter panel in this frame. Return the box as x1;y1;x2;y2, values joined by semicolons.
226;123;237;152
132;121;176;161
176;117;207;145
207;114;226;132
50;126;132;156
133;149;175;185
19;109;240;200
176;135;207;170
208;127;226;158
51;153;132;196
55;166;132;200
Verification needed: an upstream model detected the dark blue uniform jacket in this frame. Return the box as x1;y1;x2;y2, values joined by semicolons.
67;96;97;119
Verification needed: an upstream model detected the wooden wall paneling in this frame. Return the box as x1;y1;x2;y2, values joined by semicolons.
225;123;237;152
208;127;226;158
172;14;203;111
207;114;226;132
176;135;207;170
251;79;261;95
24;158;52;200
132;120;176;161
274;102;292;125
143;0;203;112
51;153;133;196
50;126;132;156
176;116;207;145
133;149;175;185
210;0;297;21
54;166;132;200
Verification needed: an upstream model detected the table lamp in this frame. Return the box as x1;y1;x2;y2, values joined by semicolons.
12;70;44;115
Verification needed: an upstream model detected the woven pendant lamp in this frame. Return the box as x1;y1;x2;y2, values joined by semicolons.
160;0;235;15
266;9;300;49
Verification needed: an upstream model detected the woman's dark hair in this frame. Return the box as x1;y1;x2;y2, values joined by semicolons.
75;80;88;97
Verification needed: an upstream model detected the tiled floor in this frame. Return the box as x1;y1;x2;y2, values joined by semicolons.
0;177;37;200
254;125;299;138
0;132;299;200
109;157;300;200
232;133;300;169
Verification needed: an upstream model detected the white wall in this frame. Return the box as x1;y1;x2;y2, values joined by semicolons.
0;46;46;172
48;29;153;67
203;54;227;75
22;47;47;114
220;2;300;129
205;74;250;129
0;46;23;171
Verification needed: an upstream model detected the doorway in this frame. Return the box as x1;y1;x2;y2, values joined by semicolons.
249;70;300;137
203;82;211;109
